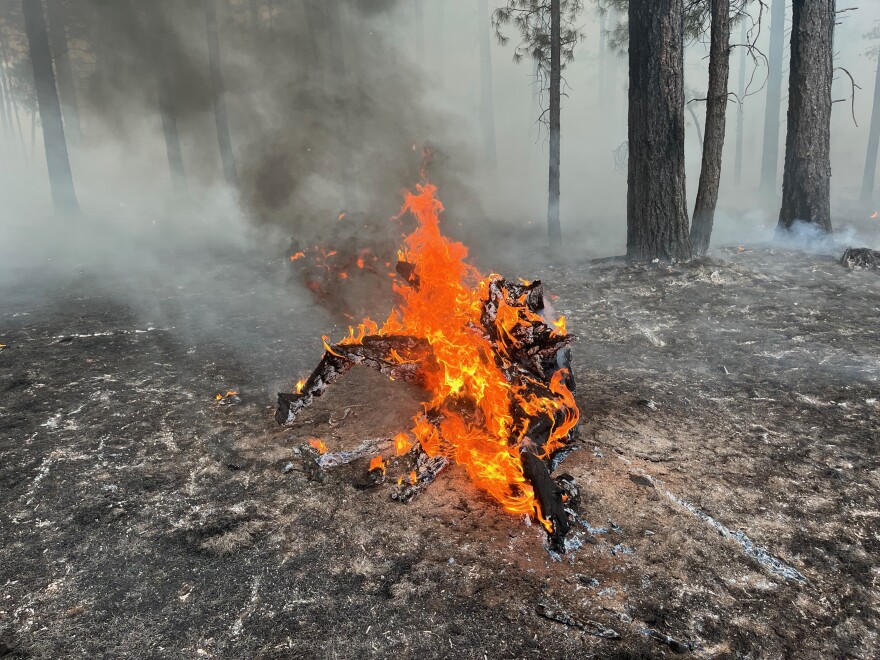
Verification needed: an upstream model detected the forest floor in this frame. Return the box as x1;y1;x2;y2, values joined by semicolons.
1;241;878;659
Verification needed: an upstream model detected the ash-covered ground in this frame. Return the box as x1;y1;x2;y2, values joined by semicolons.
1;244;878;659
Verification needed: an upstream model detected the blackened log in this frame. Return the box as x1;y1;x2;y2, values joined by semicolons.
390;454;449;502
521;451;569;552
276;335;431;425
840;247;880;270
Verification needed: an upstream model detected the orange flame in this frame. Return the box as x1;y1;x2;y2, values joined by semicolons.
290;251;305;261
309;438;328;454
295;379;306;394
872;211;878;219
318;182;579;523
369;455;386;474
394;432;414;455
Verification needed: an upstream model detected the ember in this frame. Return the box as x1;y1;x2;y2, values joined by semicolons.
278;183;580;550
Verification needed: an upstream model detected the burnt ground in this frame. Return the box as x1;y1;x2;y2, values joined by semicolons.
1;245;878;659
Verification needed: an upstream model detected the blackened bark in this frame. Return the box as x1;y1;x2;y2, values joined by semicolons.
45;0;80;148
860;53;880;205
778;0;834;234
204;0;238;188
547;0;562;251
21;0;79;214
760;0;785;194
689;0;731;256
478;0;497;168
734;18;746;185
627;0;691;261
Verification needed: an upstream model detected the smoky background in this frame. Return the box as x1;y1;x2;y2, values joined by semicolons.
0;0;879;381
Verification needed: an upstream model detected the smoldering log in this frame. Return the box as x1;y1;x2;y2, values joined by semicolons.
840;247;880;270
276;335;431;425
277;274;581;549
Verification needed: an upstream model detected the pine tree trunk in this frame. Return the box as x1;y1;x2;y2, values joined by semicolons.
760;0;785;194
204;0;238;188
45;0;81;148
478;0;497;169
859;53;880;205
142;1;186;190
689;0;731;256
547;0;562;251
21;0;79;214
627;0;691;261
778;0;834;233
0;62;11;143
734;18;746;185
599;9;607;103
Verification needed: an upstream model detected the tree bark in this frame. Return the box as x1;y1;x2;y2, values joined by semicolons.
689;0;731;256
21;0;79;214
759;0;785;194
145;1;186;190
734;18;746;185
204;0;238;188
45;0;81;148
627;0;691;261
547;0;562;251
860;52;880;205
478;0;497;169
778;0;834;234
598;8;607;104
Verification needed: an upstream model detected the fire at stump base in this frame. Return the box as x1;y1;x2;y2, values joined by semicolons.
278;274;581;553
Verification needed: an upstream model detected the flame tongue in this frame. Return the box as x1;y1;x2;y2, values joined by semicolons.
336;182;579;523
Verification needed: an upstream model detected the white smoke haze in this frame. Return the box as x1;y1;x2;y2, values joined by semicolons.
1;0;879;303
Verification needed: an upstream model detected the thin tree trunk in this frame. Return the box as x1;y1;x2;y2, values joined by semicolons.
250;0;260;29
859;52;880;205
0;36;26;154
760;0;785;194
734;18;746;185
778;0;834;233
547;0;562;251
599;8;607;103
204;0;238;188
31;109;36;160
21;0;79;214
687;103;703;150
478;0;497;169
690;0;731;256
627;0;691;261
45;0;81;148
144;1;186;190
0;61;11;144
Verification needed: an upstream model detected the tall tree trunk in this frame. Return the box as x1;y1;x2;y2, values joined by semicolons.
760;0;785;194
478;0;497;169
778;0;834;233
690;0;731;256
0;61;11;144
21;0;79;214
627;0;691;261
859;52;880;205
734;18;746;185
45;0;81;148
599;7;607;103
547;0;562;250
204;0;238;188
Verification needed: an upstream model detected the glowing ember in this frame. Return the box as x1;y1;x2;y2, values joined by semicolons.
215;390;238;400
309;438;328;454
871;211;878;219
369;455;386;474
290;251;305;261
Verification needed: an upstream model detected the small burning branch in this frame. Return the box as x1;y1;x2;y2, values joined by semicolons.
277;183;581;551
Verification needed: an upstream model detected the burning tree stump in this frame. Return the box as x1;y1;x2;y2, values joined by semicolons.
277;183;582;552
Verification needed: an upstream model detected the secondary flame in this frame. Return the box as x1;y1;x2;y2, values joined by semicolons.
320;182;579;523
872;211;878;219
369;455;386;474
309;438;328;454
394;432;414;455
295;379;306;394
